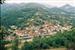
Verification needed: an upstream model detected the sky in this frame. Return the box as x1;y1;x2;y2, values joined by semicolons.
5;0;75;7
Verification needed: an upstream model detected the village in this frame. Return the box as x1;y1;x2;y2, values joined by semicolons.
5;21;72;41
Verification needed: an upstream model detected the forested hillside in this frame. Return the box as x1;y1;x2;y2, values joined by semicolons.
1;3;75;28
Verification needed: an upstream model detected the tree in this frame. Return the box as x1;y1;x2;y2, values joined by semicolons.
0;0;5;4
0;26;8;50
22;41;34;50
32;37;49;49
12;35;19;50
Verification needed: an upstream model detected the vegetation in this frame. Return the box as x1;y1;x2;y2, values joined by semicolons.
1;3;75;28
0;0;5;4
21;28;75;50
2;27;75;50
11;35;19;50
0;26;8;50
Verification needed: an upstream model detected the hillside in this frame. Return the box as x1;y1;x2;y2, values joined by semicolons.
1;3;75;28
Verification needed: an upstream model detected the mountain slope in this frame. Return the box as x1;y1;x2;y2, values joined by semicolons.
60;4;75;14
1;3;75;27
